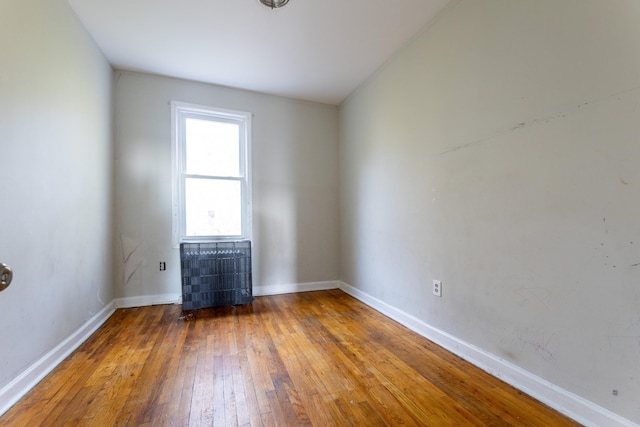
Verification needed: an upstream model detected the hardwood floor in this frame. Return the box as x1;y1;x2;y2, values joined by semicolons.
1;290;581;426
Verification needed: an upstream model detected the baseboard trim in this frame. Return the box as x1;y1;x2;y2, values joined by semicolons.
338;281;637;427
113;282;342;308
3;283;632;426
254;280;339;296
0;302;116;418
114;293;182;309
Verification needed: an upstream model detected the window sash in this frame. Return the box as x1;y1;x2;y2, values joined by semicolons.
182;113;246;178
171;101;252;246
183;176;243;239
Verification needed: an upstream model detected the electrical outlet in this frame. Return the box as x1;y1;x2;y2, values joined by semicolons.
159;261;166;271
433;280;442;297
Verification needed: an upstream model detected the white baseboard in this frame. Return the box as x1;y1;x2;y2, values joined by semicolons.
0;302;116;418
253;280;339;296
113;282;341;308
10;282;625;426
114;293;182;309
338;281;638;427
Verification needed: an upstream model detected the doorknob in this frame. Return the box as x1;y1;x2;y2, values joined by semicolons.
0;263;12;291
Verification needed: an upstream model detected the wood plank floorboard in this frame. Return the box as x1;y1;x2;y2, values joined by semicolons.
0;290;582;426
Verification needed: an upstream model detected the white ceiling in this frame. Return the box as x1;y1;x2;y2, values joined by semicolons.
67;0;451;105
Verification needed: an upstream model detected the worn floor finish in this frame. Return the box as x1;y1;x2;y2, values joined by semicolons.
1;290;580;426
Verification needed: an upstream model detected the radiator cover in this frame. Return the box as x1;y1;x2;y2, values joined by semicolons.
180;241;253;310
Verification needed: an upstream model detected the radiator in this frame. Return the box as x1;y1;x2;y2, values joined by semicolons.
179;241;253;310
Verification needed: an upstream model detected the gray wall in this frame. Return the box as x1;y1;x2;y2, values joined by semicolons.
0;0;114;390
339;0;640;421
3;0;639;423
113;71;339;300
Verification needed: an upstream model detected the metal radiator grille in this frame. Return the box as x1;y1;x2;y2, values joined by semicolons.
180;241;252;310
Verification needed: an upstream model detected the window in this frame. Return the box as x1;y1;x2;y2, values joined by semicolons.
171;101;252;245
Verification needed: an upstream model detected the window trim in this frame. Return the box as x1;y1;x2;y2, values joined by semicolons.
171;101;252;246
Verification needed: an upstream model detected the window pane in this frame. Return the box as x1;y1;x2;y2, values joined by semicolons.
185;178;242;237
185;118;240;177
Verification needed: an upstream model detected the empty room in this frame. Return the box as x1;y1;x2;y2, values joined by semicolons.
1;0;639;425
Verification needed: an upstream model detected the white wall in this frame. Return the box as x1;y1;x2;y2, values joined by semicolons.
0;0;114;391
113;71;339;301
339;0;640;423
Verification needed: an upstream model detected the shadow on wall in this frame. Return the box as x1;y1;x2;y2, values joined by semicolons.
254;186;298;287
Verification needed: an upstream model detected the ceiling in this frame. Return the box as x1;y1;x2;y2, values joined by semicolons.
67;0;451;105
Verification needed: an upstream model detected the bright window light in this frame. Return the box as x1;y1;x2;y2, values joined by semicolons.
171;101;252;245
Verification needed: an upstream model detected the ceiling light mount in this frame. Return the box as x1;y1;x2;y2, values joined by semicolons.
260;0;289;9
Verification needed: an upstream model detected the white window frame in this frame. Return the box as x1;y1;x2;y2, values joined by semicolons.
171;101;252;246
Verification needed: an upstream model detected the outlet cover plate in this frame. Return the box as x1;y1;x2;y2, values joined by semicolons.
433;280;442;297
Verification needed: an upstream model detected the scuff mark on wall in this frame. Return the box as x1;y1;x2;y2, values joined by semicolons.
438;84;640;156
121;234;142;263
524;333;556;361
438;109;570;155
438;139;488;155
499;329;557;362
124;259;144;286
500;328;555;361
120;233;144;286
